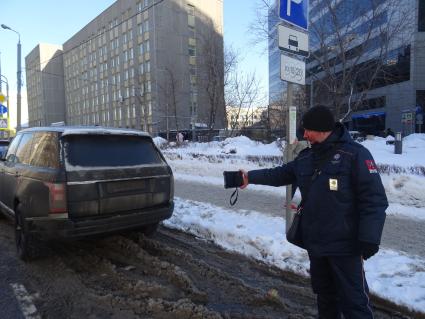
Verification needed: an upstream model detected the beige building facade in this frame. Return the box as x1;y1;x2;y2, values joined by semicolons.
25;43;66;127
26;0;225;135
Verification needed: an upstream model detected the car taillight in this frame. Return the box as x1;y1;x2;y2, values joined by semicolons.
45;182;67;215
170;174;174;199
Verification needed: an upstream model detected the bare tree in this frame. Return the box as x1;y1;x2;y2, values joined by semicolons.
133;73;150;132
249;0;414;121
198;19;226;136
155;66;182;141
226;72;262;136
309;0;413;119
248;0;279;50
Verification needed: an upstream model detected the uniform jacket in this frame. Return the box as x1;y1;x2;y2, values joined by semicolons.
248;123;388;256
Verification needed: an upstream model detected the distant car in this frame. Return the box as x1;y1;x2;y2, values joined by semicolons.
212;135;226;142
0;126;174;261
0;139;10;158
349;131;365;142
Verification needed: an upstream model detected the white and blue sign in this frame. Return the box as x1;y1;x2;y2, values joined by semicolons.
279;0;308;30
0;104;7;115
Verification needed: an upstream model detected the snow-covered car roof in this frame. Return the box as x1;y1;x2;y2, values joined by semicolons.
19;126;151;137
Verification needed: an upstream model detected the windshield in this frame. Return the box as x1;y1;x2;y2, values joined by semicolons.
63;134;163;167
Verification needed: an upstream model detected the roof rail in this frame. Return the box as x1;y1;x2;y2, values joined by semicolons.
50;121;65;127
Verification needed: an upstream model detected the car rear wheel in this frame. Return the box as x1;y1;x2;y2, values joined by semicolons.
15;204;38;261
140;222;159;237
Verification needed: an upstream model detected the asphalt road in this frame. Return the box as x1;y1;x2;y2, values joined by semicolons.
175;179;425;258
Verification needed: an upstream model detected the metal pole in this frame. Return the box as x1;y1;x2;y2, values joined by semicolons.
17;39;21;131
286;82;295;233
166;103;169;141
0;52;2;92
310;78;313;108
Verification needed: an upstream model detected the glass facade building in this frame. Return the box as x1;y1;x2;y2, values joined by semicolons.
268;0;425;135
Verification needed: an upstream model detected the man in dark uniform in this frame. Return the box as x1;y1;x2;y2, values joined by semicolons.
240;105;388;319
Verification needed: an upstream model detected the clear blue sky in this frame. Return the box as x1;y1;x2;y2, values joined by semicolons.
0;0;268;122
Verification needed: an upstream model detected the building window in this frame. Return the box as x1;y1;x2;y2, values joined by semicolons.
188;44;196;56
419;0;425;32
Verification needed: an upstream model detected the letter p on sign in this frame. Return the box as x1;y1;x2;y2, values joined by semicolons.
287;0;302;16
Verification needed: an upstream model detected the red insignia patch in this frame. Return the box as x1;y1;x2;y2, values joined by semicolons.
365;160;377;173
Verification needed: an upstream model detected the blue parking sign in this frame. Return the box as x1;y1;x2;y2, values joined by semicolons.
279;0;309;30
0;104;7;115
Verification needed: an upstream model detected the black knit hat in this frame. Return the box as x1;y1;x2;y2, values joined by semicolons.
302;105;335;132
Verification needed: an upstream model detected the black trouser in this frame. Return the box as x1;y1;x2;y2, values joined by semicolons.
309;255;374;319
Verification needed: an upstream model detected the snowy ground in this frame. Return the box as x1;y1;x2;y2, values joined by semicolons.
155;134;425;313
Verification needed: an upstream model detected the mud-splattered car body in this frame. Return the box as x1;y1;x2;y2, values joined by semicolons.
0;126;174;260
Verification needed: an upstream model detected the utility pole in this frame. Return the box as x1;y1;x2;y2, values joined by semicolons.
17;37;21;131
0;52;2;92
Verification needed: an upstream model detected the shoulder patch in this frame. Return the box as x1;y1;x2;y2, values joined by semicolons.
365;159;378;173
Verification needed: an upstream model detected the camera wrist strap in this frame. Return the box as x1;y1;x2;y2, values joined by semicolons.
230;188;238;206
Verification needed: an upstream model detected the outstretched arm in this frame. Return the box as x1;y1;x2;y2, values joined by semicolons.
239;161;297;189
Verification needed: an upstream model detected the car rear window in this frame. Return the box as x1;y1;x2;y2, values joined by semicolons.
63;134;163;167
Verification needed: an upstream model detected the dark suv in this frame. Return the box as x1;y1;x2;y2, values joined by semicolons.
0;126;174;260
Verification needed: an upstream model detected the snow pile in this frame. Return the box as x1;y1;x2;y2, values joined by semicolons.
358;134;425;168
159;134;425;170
157;136;283;158
153;136;168;147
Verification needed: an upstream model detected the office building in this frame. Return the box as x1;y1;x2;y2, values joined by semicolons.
25;43;66;127
26;0;225;135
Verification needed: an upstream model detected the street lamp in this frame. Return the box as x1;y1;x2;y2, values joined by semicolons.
1;24;21;131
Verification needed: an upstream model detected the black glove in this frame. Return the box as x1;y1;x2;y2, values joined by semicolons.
360;241;379;260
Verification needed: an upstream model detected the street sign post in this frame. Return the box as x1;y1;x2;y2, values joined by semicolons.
279;0;309;232
278;24;309;57
281;54;305;85
279;0;309;30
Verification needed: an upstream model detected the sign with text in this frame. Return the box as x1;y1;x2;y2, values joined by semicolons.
280;54;305;85
279;0;309;30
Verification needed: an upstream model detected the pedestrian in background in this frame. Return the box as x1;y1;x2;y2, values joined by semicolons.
239;105;388;318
